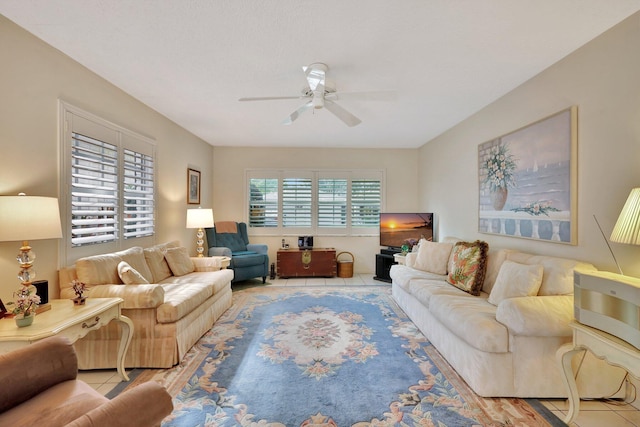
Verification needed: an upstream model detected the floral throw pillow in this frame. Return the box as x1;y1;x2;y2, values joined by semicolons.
446;240;489;296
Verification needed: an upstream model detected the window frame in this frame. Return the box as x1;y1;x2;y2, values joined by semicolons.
60;101;157;265
246;169;384;237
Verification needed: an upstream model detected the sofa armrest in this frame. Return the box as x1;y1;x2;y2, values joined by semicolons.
191;256;229;272
65;381;173;427
208;247;232;257
495;295;573;337
61;284;165;309
0;336;77;413
246;243;268;255
405;252;418;268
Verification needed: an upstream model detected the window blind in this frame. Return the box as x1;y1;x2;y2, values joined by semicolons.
123;149;154;238
351;179;381;227
282;178;312;227
70;133;118;246
318;178;347;227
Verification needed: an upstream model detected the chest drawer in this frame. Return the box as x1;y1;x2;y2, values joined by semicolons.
277;248;337;278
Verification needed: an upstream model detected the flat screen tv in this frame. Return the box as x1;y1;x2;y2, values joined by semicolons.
379;213;433;249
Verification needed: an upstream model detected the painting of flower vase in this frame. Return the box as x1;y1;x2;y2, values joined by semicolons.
478;107;577;244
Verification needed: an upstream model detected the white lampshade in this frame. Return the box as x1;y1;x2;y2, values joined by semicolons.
186;208;214;229
610;188;640;245
0;195;63;242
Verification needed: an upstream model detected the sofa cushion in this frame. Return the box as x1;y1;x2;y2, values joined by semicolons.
117;261;150;285
429;294;509;353
118;247;153;283
446;240;489;296
389;264;447;291
505;252;596;295
413;240;454;275
157;269;234;323
144;241;179;282
488;260;544;306
481;249;511;294
408;278;474;307
164;247;195;276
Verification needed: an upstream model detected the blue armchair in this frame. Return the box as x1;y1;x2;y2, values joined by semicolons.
205;221;269;284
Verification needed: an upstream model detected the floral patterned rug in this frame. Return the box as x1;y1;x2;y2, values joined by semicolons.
116;286;564;426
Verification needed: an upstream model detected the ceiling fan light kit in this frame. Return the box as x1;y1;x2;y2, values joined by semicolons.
239;62;387;127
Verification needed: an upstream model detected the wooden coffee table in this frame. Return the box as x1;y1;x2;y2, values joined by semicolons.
0;298;133;381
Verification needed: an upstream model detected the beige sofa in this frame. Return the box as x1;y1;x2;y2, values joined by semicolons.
390;238;626;398
59;241;234;369
0;336;173;427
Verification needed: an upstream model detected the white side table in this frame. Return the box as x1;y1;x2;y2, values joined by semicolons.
557;321;640;424
393;254;406;265
0;298;133;381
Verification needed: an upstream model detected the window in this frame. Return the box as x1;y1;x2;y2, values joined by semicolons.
61;102;156;263
246;170;383;236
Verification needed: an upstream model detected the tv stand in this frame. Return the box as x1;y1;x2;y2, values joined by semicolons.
374;250;398;282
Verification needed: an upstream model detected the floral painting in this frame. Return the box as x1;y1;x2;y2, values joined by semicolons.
478;107;577;244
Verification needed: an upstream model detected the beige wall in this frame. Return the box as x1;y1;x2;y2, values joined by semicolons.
212;146;419;273
419;13;640;277
0;15;214;302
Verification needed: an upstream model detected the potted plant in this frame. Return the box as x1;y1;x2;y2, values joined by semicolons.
8;286;40;327
72;280;88;305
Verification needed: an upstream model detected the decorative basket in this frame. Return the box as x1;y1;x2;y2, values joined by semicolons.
336;251;354;278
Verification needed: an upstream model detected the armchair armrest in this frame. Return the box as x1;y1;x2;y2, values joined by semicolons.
496;295;573;337
0;336;77;413
208;247;232;257
65;381;173;427
61;284;165;309
246;243;268;255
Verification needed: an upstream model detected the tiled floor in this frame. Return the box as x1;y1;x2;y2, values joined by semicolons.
78;274;640;426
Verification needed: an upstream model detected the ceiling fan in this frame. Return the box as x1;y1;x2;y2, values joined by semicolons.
239;62;393;127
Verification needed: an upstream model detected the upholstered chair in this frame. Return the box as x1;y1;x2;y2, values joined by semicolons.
205;221;269;283
0;336;173;427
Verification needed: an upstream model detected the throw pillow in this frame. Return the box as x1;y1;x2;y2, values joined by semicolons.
488;260;544;306
164;247;195;276
446;240;489;296
413;240;454;275
144;243;174;282
117;261;150;285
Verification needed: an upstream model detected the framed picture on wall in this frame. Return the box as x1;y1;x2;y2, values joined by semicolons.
478;106;577;244
187;168;201;205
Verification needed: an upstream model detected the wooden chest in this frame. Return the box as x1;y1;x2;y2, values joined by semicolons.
277;248;337;278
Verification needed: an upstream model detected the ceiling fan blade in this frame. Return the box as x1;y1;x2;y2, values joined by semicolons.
324;100;362;127
282;101;314;125
239;96;306;102
328;90;397;102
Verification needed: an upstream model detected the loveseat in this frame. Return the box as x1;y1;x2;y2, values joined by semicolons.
0;336;173;427
390;237;626;398
59;241;234;369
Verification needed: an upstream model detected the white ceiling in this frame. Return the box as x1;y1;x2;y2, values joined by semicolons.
2;1;640;149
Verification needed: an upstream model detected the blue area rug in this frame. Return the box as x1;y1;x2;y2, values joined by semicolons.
129;286;564;426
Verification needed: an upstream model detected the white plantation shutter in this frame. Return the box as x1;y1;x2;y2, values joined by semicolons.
123;149;154;238
249;178;278;227
62;102;156;263
246;169;383;236
351;179;381;228
70;133;118;246
282;177;312;227
318;178;347;227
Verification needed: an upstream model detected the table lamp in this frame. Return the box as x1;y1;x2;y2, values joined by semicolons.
186;207;214;257
0;194;63;292
610;188;640;247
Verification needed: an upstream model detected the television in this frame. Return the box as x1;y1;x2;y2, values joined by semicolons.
379;213;433;249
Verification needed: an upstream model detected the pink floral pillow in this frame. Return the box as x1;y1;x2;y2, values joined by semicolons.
446;240;489;296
